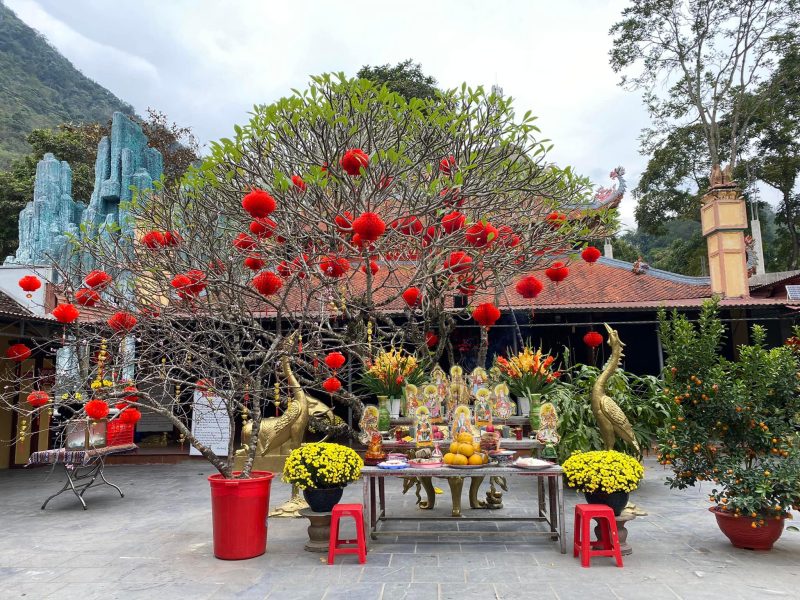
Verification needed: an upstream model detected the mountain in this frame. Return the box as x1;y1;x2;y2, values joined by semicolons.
0;2;134;168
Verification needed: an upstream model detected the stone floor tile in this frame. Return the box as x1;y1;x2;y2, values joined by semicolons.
411;565;466;583
381;583;439;600
439;583;501;600
321;582;383;600
357;566;413;583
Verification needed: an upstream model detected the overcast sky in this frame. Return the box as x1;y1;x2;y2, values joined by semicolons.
7;0;666;228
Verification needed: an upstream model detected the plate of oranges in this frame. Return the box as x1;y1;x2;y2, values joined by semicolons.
443;432;492;467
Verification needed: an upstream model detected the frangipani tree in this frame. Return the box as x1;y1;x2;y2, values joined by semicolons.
2;75;614;478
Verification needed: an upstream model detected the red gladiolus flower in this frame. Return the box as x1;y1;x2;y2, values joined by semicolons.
581;246;601;264
361;260;379;275
244;256;265;271
402;287;421;308
441;211;466;234
583;331;603;348
340;148;369;176
141;231;166;248
291;175;306;191
85;270;112;290
322;376;342;393
472;302;501;328
395;375;404;385
85;399;109;420
324;352;346;370
6;343;31;362
52;303;80;324
425;331;439;349
108;312;137;333
75;288;101;307
120;407;142;424
163;231;182;246
233;232;257;252
27;390;49;408
242;188;276;218
352;212;386;242
320;255;350;278
465;221;499;248
18;275;41;292
251;271;283;296
439;155;456;176
545;261;569;283
515;275;543;299
444;251;472;273
249;218;276;239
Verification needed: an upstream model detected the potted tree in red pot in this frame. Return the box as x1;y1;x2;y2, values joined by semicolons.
658;302;800;550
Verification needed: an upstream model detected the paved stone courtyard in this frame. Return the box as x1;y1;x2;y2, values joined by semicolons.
0;458;798;600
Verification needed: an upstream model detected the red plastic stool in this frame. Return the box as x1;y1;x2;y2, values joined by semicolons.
573;504;623;568
328;503;367;565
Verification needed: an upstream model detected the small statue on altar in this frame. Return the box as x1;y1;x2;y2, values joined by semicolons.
365;431;386;464
414;406;433;446
404;383;420;414
493;383;513;419
474;388;493;427
452;405;472;437
422;383;442;422
469;367;488;398
449;366;471;412
536;402;560;445
359;405;380;444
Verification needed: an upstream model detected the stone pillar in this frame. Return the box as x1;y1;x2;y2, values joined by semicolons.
700;179;750;298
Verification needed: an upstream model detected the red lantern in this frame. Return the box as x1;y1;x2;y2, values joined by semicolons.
251;271;283;296
441;211;466;234
352;212;386;242
444;251;472;273
545;261;569;283
141;231;166;248
249;218;276;239
120;407;142;424
123;385;139;403
583;331;603;348
75;288;101;307
440;187;464;208
108;312;137;333
6;343;31;362
18;275;41;292
52;303;80;324
242;188;276;218
335;211;354;232
291;175;306;191
472;302;501;328
322;376;342;393
340;148;369;176
545;212;566;228
320;255;350;278
425;331;439;349
465;221;499;248
497;225;520;248
85;270;112;290
392;216;423;236
233;232;257;252
325;352;346;370
163;230;182;246
515;276;543;299
85;399;109;420
422;225;438;246
277;260;292;278
581;246;601;264
292;255;309;279
402;287;421;308
439;155;456;176
244;256;265;271
361;260;379;275
27;390;49;408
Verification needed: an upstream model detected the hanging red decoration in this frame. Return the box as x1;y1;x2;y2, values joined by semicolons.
422;225;438;246
120;407;142;424
52;303;80;324
244;256;265;271
441;211;466;234
141;230;166;248
108;312;137;333
440;188;464;208
472;302;501;328
361;260;379;275
443;251;472;273
391;216;423;236
581;246;601;264
292;255;309;279
75;288;101;307
324;352;346;370
251;271;283;296
439;155;456;176
335;211;354;232
425;331;439;349
465;221;499;248
242;188;276;218
163;231;182;246
457;277;477;296
340;148;370;176
233;232;257;252
123;386;139;403
322;376;342;393
27;390;49;408
402;287;421;308
352;212;386;242
249;218;276;239
291;175;306;191
378;175;393;189
583;331;603;348
6;343;31;362
545;261;569;283
85;399;109;420
319;255;350;278
545;212;567;228
515;275;544;299
351;233;374;251
208;259;227;274
85;270;112;290
18;275;41;292
185;270;207;295
277;260;292;278
497;225;521;248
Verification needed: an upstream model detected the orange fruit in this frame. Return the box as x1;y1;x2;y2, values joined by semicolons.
453;454;468;466
458;432;472;444
443;452;456;465
468;454;483;466
449;442;460;455
459;443;474;457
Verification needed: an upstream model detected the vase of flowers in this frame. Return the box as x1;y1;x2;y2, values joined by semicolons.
283;443;364;513
360;348;426;403
561;450;643;516
377;395;391;431
495;346;560;425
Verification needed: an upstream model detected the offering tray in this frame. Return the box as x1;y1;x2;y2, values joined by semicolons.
511;457;556;470
408;459;443;469
446;461;497;470
377;460;409;470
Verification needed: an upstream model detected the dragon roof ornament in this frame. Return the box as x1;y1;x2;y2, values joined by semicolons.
590;166;626;210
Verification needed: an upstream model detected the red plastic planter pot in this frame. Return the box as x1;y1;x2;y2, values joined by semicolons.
710;507;785;551
208;471;274;560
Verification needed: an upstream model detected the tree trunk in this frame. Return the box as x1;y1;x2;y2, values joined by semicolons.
477;326;489;368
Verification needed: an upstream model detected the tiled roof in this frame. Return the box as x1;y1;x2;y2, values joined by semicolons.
749;269;800;290
0;291;35;318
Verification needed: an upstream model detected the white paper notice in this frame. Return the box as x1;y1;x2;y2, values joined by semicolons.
190;389;231;456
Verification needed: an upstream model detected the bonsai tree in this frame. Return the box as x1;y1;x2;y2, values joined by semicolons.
657;301;800;526
1;74;614;479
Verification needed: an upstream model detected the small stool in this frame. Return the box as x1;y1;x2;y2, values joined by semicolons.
573;504;623;568
328;503;366;565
